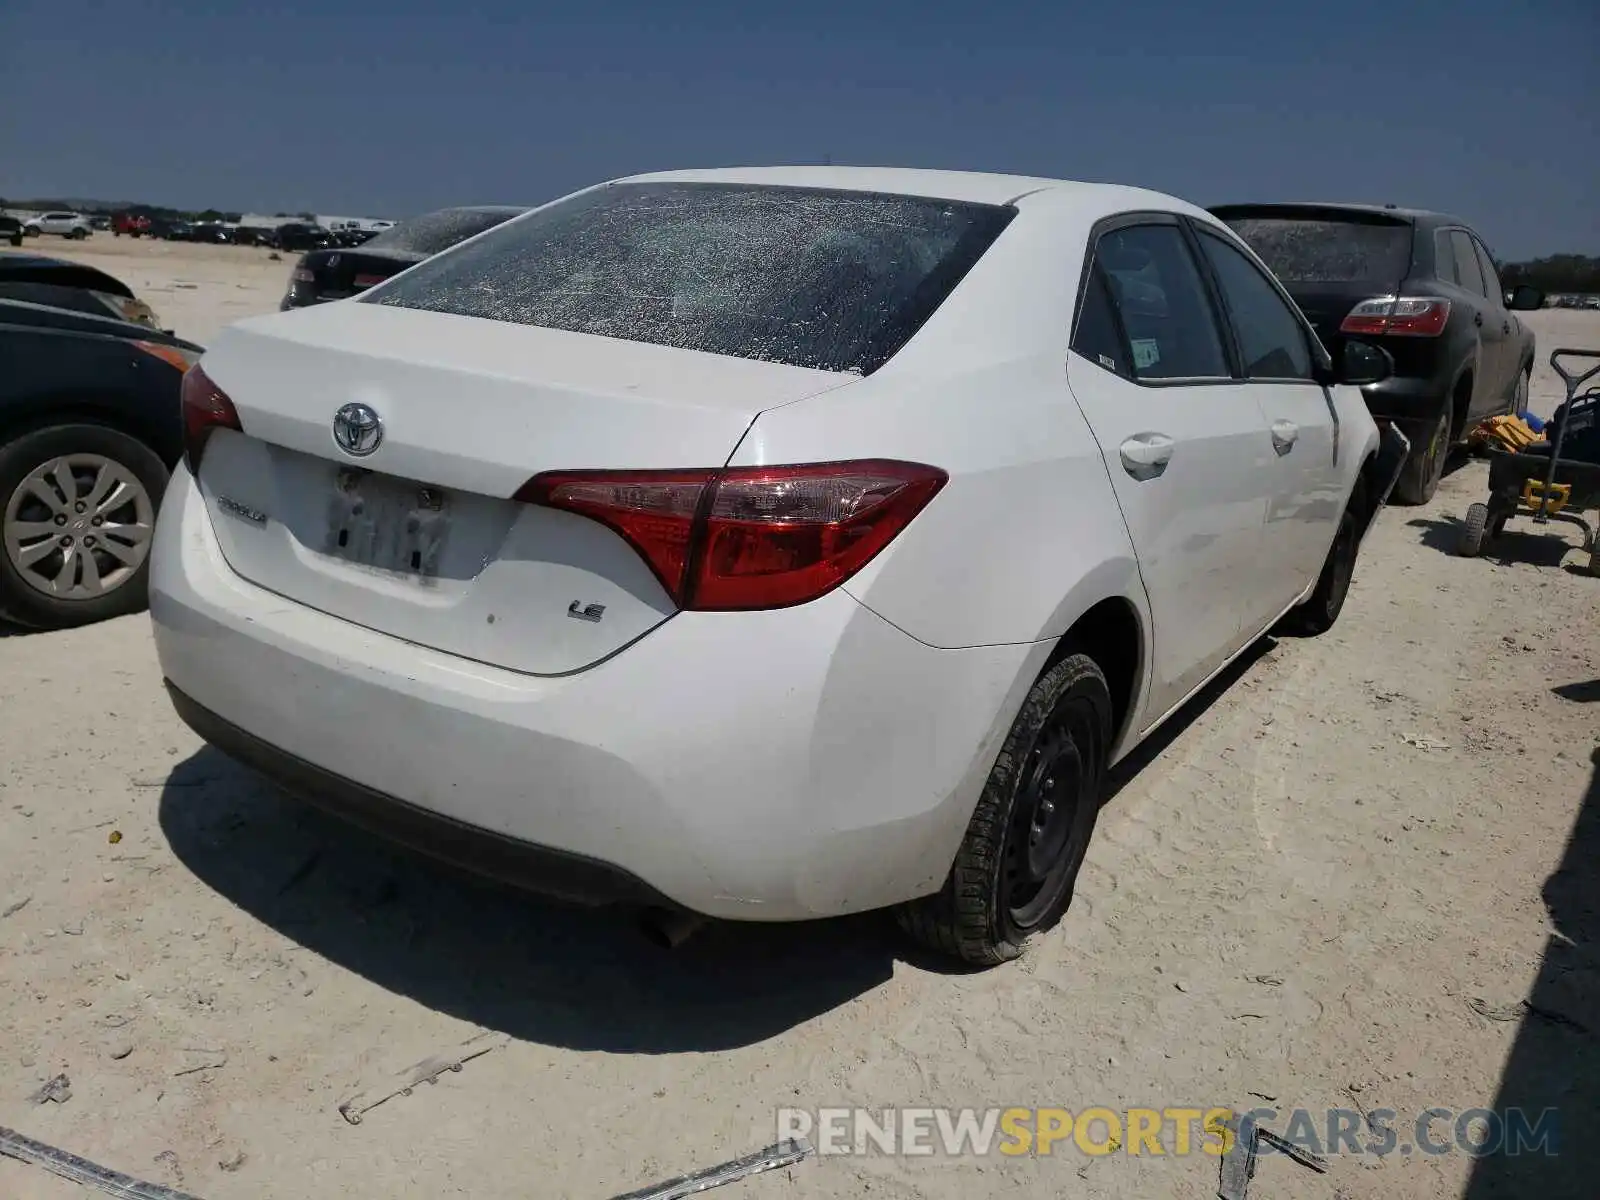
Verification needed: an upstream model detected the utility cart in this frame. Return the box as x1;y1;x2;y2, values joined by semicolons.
1457;348;1600;572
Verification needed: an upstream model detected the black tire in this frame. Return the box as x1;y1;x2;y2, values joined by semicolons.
1458;502;1489;558
897;654;1112;966
1509;367;1530;416
0;423;168;630
1280;479;1366;636
1392;408;1450;506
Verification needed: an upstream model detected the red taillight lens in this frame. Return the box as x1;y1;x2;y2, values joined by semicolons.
517;460;947;610
180;363;243;475
1340;295;1451;337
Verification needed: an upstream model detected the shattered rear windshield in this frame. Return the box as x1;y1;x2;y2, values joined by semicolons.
1218;216;1413;284
364;182;1015;375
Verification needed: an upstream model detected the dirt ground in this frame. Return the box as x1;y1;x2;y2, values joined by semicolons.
2;238;1597;1200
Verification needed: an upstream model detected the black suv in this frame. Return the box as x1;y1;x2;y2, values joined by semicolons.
270;222;332;252
1212;203;1543;504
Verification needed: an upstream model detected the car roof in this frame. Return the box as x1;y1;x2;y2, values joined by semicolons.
614;165;1212;218
1209;201;1473;229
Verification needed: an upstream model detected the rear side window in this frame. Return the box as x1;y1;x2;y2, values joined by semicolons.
1433;230;1456;282
1194;230;1314;380
1450;231;1486;297
367;182;1015;375
1071;269;1129;378
1218;215;1412;284
1093;224;1230;381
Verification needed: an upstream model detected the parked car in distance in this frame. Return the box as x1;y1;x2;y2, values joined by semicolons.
1211;203;1543;504
188;222;233;245
153;167;1409;965
0;255;166;330
1;297;201;629
333;227;379;247
0;216;23;247
113;212;152;238
280;205;527;310
24;212;92;240
270;222;332;252
90;215;112;232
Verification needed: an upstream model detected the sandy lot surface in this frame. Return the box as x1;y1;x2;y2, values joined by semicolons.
1;239;1597;1200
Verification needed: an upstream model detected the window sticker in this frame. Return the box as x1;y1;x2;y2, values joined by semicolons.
1130;338;1161;371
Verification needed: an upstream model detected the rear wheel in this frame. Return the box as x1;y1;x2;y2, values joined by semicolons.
1510;368;1530;416
0;424;167;630
1458;503;1489;558
897;654;1111;966
1280;480;1366;636
1393;408;1450;506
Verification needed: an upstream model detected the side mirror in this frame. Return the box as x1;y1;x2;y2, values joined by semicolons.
1339;340;1394;386
1508;284;1545;312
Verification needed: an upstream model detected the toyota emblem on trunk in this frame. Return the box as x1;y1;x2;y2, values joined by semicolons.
333;403;383;456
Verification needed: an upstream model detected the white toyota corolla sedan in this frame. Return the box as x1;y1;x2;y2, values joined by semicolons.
150;167;1408;965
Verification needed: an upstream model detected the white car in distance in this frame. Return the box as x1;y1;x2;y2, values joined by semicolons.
24;211;93;239
150;167;1408;966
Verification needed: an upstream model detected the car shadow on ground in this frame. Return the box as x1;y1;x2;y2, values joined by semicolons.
1102;637;1274;805
1407;516;1581;568
1462;729;1599;1197
157;637;1277;1054
158;747;919;1053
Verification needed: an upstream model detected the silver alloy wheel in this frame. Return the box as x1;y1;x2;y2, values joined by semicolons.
2;453;155;600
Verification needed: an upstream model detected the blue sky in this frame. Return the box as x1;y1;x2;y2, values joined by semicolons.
1;0;1594;259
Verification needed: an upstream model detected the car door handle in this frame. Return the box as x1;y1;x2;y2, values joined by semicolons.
1271;420;1299;455
1118;432;1175;478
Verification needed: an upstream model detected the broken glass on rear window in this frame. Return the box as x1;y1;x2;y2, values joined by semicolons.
1220;217;1412;284
364;182;1015;375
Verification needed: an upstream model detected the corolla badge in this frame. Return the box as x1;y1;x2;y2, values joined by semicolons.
332;402;383;457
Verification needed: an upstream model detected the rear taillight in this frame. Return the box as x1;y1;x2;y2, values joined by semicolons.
1340;295;1451;337
132;340;199;372
180;363;243;475
517;460;947;610
354;273;386;288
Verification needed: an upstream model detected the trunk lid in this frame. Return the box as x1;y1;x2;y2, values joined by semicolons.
195;303;853;673
299;248;422;301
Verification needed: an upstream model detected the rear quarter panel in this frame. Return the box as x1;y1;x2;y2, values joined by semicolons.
0;325;184;465
728;196;1151;656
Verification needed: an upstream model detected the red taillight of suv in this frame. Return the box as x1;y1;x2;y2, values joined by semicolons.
180;363;243;474
1340;296;1451;337
517;460;948;610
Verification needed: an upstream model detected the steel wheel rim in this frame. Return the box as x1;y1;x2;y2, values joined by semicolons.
3;454;155;600
1003;699;1101;930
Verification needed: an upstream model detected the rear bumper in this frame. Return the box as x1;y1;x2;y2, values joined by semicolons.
166;683;670;908
1359;370;1452;426
149;468;1041;920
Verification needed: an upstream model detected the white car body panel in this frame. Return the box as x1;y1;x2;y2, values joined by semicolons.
28;211;91;235
150;165;1386;920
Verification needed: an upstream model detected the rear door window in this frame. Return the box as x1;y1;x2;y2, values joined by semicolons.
1216;213;1412;285
1092;223;1230;381
1472;236;1505;304
1194;229;1315;380
1450;230;1487;297
368;182;1015;376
